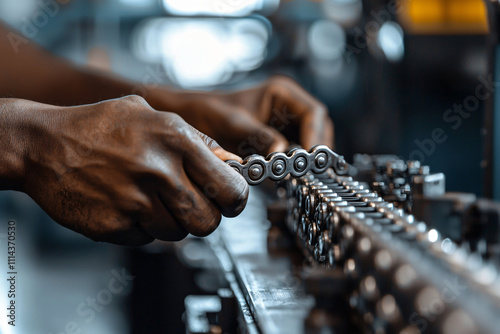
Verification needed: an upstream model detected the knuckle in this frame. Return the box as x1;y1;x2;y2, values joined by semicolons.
312;103;328;117
269;74;292;87
200;133;220;151
224;180;249;217
327;116;335;128
94;99;118;116
163;113;188;135
104;217;136;236
121;94;148;105
167;112;186;125
164;114;200;148
150;112;189;146
266;75;300;99
194;212;222;237
86;216;146;245
130;194;154;220
183;208;221;237
173;187;222;237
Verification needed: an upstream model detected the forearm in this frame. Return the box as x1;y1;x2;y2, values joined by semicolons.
0;23;186;110
0;98;32;191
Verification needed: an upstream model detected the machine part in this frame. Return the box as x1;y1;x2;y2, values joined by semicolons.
284;171;500;334
208;150;500;333
201;155;500;334
184;295;222;334
413;173;446;197
412;192;477;242
226;145;348;185
464;199;500;259
184;289;242;334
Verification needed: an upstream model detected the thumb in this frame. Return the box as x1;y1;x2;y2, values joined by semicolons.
231;114;289;155
262;125;289;154
187;124;243;162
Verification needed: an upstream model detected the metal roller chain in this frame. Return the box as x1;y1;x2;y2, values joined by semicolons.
225;145;349;185
286;172;500;333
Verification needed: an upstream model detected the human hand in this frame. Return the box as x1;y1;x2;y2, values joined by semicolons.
150;75;334;156
14;96;248;246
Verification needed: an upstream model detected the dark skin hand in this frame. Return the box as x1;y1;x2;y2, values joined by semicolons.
0;96;247;246
0;23;334;155
147;77;335;155
0;23;334;245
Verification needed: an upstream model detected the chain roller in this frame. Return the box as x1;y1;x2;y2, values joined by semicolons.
225;145;348;185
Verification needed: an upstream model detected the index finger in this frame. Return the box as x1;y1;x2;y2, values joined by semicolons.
266;77;335;150
181;127;249;218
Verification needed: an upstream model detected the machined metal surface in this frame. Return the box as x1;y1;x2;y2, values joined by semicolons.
207;187;315;334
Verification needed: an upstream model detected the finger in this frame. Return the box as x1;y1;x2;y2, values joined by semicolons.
181;127;249;218
84;209;154;247
299;109;334;150
266;126;289;153
283;93;329;150
139;196;188;242
187;124;243;162
322;117;335;149
157;163;224;237
224;110;289;155
99;224;154;247
263;77;334;150
235;120;289;155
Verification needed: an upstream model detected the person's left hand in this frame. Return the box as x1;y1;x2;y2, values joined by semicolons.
150;75;334;157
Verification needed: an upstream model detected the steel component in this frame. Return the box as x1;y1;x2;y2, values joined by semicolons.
226;145;348;185
280;167;500;334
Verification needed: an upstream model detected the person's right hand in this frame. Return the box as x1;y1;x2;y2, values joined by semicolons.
14;95;249;246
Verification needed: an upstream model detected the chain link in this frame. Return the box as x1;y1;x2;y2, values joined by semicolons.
225;145;348;185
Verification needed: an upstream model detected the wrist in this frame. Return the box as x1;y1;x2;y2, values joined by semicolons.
145;86;185;113
0;99;31;191
0;99;59;192
146;86;215;115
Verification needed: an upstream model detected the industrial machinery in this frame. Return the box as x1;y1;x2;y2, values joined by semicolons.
128;1;500;333
181;146;500;334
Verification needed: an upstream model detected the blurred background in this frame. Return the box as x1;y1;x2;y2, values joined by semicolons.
0;0;495;333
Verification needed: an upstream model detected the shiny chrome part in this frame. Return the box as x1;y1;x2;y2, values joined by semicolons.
226;145;348;185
